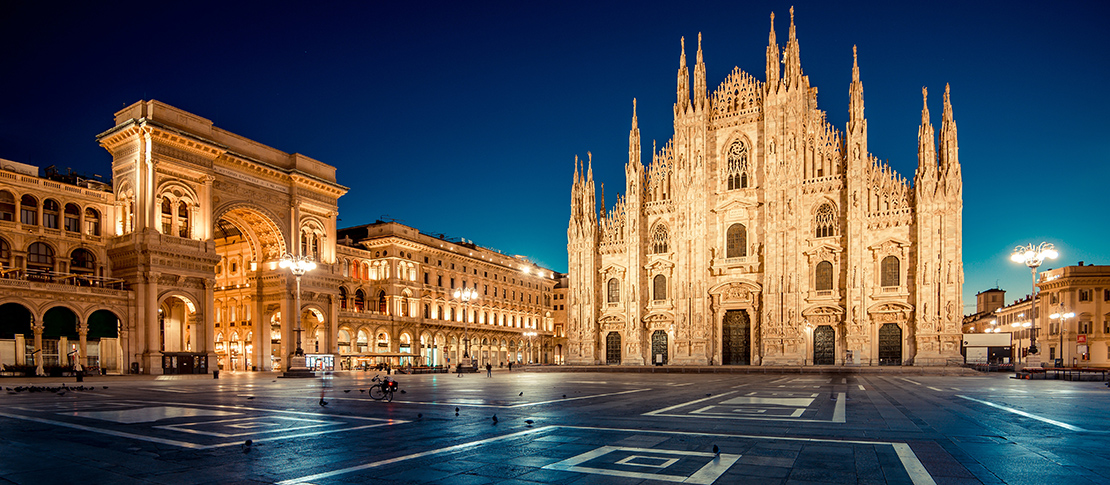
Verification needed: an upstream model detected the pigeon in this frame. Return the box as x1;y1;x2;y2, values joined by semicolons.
563;394;567;399
417;413;423;419
103;386;108;389
455;407;460;413
359;389;365;393
319;399;328;406
519;392;523;396
492;415;498;424
524;419;534;425
246;396;255;400
400;390;406;394
706;393;712;397
713;444;719;455
344;390;351;393
243;439;253;453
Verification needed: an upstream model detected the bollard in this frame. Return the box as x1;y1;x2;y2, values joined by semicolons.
213;370;219;379
76;371;83;383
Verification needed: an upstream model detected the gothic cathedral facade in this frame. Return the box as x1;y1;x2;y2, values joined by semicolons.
566;9;963;367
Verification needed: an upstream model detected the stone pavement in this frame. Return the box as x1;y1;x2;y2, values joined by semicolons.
1;369;1107;484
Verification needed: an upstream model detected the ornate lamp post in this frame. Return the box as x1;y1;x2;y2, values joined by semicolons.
280;253;316;374
524;331;537;364
1010;242;1057;356
453;287;478;360
1050;307;1074;368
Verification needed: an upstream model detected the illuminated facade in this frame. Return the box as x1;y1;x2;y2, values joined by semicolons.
0;100;554;375
567;9;964;366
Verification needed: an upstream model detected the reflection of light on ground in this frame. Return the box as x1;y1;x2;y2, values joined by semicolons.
66;406;240;424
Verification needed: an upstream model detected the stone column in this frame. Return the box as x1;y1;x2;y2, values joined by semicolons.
32;321;43;375
78;320;88;370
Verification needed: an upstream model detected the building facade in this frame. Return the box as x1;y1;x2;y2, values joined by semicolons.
0;100;555;375
1037;263;1110;367
567;9;964;366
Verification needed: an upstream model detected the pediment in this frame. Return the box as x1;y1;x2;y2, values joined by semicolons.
645;259;675;272
867;238;911;254
598;264;627;278
711;198;759;213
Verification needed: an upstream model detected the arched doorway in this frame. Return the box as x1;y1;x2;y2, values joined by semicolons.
159;296;196;352
606;331;621;364
43;306;79;367
87;309;120;373
651;330;668;365
721;310;750;365
878;323;902;366
813;325;835;365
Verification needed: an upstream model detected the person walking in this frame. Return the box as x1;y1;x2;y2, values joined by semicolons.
508;361;512;372
485;362;492;377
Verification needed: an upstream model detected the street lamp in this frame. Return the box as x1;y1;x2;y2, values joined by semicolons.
453;286;478;359
1011;242;1057;356
1049;308;1074;368
279;253;316;372
523;331;537;364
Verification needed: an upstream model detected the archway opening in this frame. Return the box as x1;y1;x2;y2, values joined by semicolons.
87;309;120;373
813;325;836;365
878;323;902;366
651;330;668;365
606;332;621;364
722;310;751;365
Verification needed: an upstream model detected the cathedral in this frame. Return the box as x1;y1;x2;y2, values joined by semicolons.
566;9;964;366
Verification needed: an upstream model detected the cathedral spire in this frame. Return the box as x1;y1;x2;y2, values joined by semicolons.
765;12;780;88
693;32;707;110
629;99;642;171
676;37;690;114
915;87;937;191
939;83;960;190
783;6;803;90
848;45;865;134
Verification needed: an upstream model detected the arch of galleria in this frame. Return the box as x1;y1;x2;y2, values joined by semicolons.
567;9;964;366
0;100;556;375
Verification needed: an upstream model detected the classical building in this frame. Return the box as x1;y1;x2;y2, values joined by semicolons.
0;100;555;375
1036;263;1110;367
566;9;964;366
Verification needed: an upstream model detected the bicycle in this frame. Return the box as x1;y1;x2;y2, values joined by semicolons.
370;375;399;402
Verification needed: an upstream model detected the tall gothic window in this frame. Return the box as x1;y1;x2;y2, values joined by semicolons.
161;198;173;234
177;201;189;238
815;261;833;291
815;203;836;238
377;290;387;314
607;278;620;303
653;274;667;301
726;223;747;258
726;141;750;190
354;289;365;312
652;225;668;254
881;256;900;287
339;287;348;310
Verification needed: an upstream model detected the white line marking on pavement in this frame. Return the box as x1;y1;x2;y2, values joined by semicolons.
926;386;944;392
275;427;548;485
892;443;938;485
858;385;866;391
0;411;207;448
950;388;961;391
901;378;923;386
833;392;846;423
378;388;652;408
544;445;740;484
642;391;739;416
673;382;695;387
956;395;1086;432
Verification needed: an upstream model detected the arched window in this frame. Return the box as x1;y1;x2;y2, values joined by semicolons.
607;278;620;303
401;296;410;317
651;225;668;254
64;203;80;232
20;194;37;225
311;234;320;261
815;203;836;238
815;261;833;291
339;287;348;310
726;140;750;190
0;238;10;267
653;274;667;301
726;223;747;258
377;291;387;314
70;248;95;274
27;242;54;270
161;198;172;234
177;201;189;238
0;190;14;221
354;290;365;312
43;199;59;229
881;256;900;287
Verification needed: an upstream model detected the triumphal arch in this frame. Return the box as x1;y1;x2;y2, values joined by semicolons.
99;100;346;373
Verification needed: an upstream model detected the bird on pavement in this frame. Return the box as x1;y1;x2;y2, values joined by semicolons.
243;440;253;453
344;390;351;393
563;394;566;398
417;413;423;419
706;393;712;397
713;445;719;455
319;399;328;406
492;415;498;424
519;392;523;396
524;419;534;425
359;389;365;393
246;396;255;400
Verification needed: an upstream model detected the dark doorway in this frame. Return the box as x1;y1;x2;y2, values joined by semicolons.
721;310;750;365
878;323;902;366
814;325;835;365
606;332;621;364
651;330;668;365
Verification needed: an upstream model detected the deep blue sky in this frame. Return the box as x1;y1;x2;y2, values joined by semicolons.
2;1;1107;313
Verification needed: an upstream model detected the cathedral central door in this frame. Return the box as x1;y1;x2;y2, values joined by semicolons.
651;330;668;365
813;325;835;365
878;323;902;366
721;310;750;365
606;332;621;364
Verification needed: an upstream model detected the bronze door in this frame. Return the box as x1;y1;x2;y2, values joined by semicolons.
813;325;835;365
721;310;750;365
878;323;902;366
651;330;668;365
606;332;621;364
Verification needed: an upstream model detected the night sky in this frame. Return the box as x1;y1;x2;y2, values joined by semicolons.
1;1;1107;313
